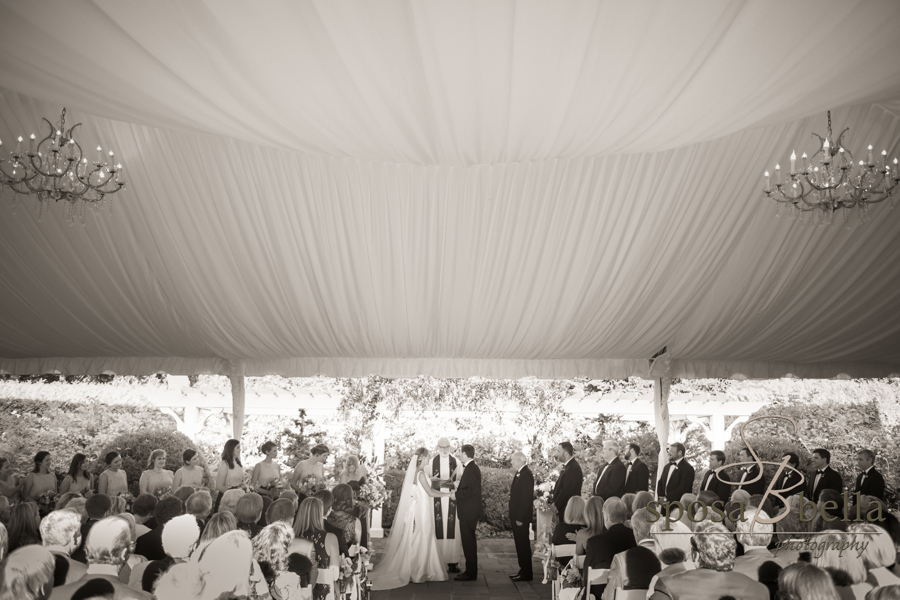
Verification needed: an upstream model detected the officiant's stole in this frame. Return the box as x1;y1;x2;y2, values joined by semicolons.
432;454;457;540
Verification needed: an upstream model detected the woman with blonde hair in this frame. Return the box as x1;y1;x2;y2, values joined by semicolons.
139;449;174;496
575;496;604;556
849;522;900;588
253;521;303;599
193;511;238;559
339;455;368;485
291;497;340;600
777;562;839;600
811;531;873;599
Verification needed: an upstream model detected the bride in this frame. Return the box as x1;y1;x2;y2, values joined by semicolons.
370;447;452;590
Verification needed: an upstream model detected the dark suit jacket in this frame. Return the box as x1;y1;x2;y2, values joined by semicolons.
854;468;885;501
624;458;650;494
583;523;636;598
736;464;767;497
770;468;805;507
71;518;99;563
49;574;152;600
552;458;584;522
456;460;483;523
509;465;534;524
808;466;842;502
650;568;768;600
134;524;167;561
698;468;732;503
593;458;626;501
604;545;661;599
657;459;694;502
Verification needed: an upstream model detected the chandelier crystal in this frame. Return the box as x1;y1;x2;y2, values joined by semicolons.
763;111;899;224
0;108;125;206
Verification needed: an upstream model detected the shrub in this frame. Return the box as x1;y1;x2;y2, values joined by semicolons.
95;430;202;496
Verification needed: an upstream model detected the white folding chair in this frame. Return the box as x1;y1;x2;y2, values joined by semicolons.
583;566;609;600
321;564;340;600
551;544;576;600
614;589;646;600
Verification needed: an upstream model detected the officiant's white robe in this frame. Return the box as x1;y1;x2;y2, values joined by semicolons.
433;454;463;564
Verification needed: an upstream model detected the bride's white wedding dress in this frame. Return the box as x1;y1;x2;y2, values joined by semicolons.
369;456;448;590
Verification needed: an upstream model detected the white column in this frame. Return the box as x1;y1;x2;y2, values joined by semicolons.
710;413;726;451
229;374;245;441
369;426;386;538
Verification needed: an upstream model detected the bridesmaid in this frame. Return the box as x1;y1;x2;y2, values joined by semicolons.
98;451;129;497
214;439;244;512
139;449;174;496
173;449;204;490
250;441;282;498
22;451;57;501
0;457;23;503
59;453;94;496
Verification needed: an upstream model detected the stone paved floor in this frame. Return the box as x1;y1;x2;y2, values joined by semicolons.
368;536;551;599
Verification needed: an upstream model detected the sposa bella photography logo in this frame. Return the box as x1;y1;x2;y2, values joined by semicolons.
645;415;886;558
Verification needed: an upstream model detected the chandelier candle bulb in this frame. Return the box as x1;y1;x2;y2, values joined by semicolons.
96;145;102;163
775;163;781;184
765;171;770;191
16;136;22;153
790;151;796;173
882;150;887;170
868;145;873;165
801;152;808;171
109;150;114;166
29;134;35;153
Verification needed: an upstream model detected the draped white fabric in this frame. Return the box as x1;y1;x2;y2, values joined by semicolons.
1;1;899;379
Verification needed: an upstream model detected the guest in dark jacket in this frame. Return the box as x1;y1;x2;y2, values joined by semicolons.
72;493;112;563
601;506;661;600
583;497;636;598
235;492;264;538
134;495;184;561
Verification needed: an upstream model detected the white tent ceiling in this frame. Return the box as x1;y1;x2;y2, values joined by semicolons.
1;0;899;380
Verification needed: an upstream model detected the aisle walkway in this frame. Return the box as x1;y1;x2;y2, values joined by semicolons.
369;536;552;600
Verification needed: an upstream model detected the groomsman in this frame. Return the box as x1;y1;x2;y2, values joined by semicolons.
593;441;626;500
735;447;767;496
697;450;732;503
770;452;804;509
808;448;843;502
552;442;584;524
656;443;694;503
507;451;534;582
854;449;885;501
623;444;650;494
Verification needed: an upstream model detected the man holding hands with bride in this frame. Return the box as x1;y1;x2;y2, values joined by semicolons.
450;444;482;581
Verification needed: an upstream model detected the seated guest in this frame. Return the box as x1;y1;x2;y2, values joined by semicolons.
854;449;885;502
65;498;87;525
291;497;341;599
601;506;662;600
151;563;207;600
7;502;42;552
695;491;719;520
287;552;314;591
732;509;790;580
267;498;297;527
867;587;900;600
647;548;692;598
70;579;115;599
576;496;605;556
192;511;238;559
817;489;849;532
115;513;148;578
218;488;245;515
756;560;783;600
49;516;152;599
195;530;257;599
649;521;768;600
55;492;81;512
0;544;55;600
185;490;213;528
172;486;195;506
747;495;776;521
280;489;301;511
73;493;112;562
108;496;128;516
137;514;201;593
235;493;265;538
678;494;697;530
346;479;369;547
316;489;350;558
582;497;636;598
632;490;654;513
621;493;636;521
131;495;157;537
328;484;361;551
651;520;694;567
810;531;873;599
134;495;184;561
552;495;586;549
253;521;299;599
777;562;840;600
40;509;87;586
848;523;900;588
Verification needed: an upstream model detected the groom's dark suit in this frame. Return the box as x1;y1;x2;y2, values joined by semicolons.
509;465;535;579
456;459;483;578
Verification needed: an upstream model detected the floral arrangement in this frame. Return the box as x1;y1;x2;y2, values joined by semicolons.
297;475;325;495
358;475;389;510
560;558;582;589
355;545;373;570
153;485;172;499
36;489;59;514
116;492;135;511
338;555;355;597
533;469;559;511
258;474;291;497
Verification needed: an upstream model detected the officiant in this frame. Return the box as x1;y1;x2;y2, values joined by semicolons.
431;437;463;573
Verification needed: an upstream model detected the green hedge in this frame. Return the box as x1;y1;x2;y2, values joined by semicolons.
380;466;519;534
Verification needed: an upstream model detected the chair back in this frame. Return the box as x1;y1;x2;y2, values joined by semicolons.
615;589;647;600
552;543;576;559
586;567;608;585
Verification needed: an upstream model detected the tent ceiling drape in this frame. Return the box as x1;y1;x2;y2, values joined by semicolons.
1;1;899;380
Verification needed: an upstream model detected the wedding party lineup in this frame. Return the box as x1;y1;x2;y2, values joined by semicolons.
2;2;900;600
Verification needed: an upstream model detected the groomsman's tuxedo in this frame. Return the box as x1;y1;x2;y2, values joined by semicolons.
657;458;695;502
735;464;767;497
854;466;885;501
807;465;842;502
697;468;732;503
552;457;584;523
623;457;650;494
593;457;626;501
508;465;535;580
770;468;804;507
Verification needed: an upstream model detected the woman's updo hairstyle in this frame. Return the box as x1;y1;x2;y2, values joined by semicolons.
104;452;120;465
182;449;197;465
259;441;276;455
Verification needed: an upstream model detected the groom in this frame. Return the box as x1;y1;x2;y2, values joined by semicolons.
451;444;482;581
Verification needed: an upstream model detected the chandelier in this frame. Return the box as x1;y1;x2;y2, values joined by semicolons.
0;108;125;207
763;111;899;224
